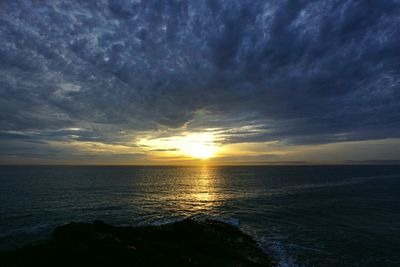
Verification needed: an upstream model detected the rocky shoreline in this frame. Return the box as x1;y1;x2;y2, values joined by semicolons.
1;219;275;266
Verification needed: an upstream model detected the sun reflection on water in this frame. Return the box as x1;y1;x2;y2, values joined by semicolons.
172;166;221;216
135;166;231;223
191;166;214;202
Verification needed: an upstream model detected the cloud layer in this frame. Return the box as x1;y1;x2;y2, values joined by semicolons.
1;0;400;162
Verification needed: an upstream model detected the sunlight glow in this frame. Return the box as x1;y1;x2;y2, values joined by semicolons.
179;133;217;159
139;132;218;160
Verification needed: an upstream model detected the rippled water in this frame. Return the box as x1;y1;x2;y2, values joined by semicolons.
1;165;400;266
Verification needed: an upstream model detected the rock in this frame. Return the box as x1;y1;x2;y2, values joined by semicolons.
0;219;275;266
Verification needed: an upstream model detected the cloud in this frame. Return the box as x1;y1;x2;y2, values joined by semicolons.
53;83;81;99
0;0;399;162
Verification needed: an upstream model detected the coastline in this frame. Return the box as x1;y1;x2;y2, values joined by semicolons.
0;219;275;266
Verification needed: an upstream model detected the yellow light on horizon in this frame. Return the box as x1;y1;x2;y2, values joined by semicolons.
181;141;216;159
177;132;218;159
139;132;219;160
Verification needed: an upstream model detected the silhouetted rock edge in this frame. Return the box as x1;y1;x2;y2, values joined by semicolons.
0;218;275;266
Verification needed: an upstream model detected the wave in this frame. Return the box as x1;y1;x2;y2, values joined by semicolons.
149;216;186;226
84;205;125;211
147;214;241;227
258;236;302;267
0;223;52;238
271;174;399;195
148;214;299;266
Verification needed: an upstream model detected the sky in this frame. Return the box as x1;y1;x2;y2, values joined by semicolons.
1;0;400;165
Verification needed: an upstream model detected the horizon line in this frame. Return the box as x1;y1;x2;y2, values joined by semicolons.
1;160;399;167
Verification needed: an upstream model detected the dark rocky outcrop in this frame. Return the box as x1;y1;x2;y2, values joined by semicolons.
1;219;275;266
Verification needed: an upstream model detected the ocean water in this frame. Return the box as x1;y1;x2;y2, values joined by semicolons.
0;165;400;266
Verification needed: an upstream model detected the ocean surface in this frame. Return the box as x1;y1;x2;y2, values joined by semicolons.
0;165;399;266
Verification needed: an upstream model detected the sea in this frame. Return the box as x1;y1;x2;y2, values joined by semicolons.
0;165;399;266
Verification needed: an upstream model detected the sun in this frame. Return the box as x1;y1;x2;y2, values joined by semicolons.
138;132;219;160
179;133;218;159
181;141;217;159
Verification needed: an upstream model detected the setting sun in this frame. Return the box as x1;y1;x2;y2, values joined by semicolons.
177;133;218;159
139;132;219;160
180;139;217;159
181;143;216;159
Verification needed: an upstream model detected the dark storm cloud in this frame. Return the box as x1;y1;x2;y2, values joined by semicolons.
1;0;400;158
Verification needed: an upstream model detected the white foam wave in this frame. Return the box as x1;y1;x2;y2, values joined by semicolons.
149;216;186;226
259;237;302;267
270;174;399;195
